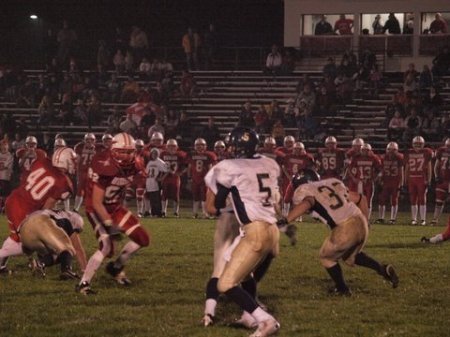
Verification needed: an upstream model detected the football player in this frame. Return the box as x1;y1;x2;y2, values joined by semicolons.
276;135;295;155
316;136;345;179
188;138;217;218
54;138;67;151
134;139;149;217
0;140;13;213
376;142;404;224
204;126;281;337
258;137;283;162
0;146;75;273
145;148;169;217
101;133;113;151
346;143;381;219
160;139;187;217
213;140;231;162
421;216;450;243
19;209;86;279
77;133;150;294
279;169;399;296
346;137;364;160
74;133;101;212
404;136;433;225
146;131;166;152
16;136;47;183
431;138;450;225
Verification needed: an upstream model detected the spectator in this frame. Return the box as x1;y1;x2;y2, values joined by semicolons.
296;108;318;140
86;93;103;126
296;73;314;93
421;108;441;141
106;105;123;134
203;23;218;70
106;73;121;103
56;20;77;67
432;47;450;77
403;63;419;81
113;49;125;74
295;83;316;110
201;117;221;149
175;111;193;147
392;88;407;111
265;44;283;75
338;57;358;79
164;109;179;139
440;114;450;138
403;73;417;93
419;65;434;91
11;133;25;152
423;86;443;110
284;98;296;127
17;78;36;108
179;70;197;98
73;99;88;124
120;76;140;103
267;99;284;123
369;64;382;98
125;50;134;73
372;15;384;35
383;13;401;34
281;48;296;75
271;119;285;146
37;93;56;126
315;85;336;116
403;108;422;142
388;110;405;141
129;26;149;66
238;100;254;127
403;19;414;34
147;117;165;140
430;13;448;34
323;57;337;79
120;114;138;134
315;15;333;35
182;27;201;70
138;57;152;79
334;14;354;35
97;40;110;73
150;58;164;81
253;105;269;133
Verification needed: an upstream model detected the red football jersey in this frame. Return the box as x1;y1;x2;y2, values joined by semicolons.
16;147;47;174
348;152;381;182
258;148;285;165
214;150;233;162
74;142;102;173
282;153;314;177
85;151;140;214
160;150;188;177
435;146;450;181
6;158;73;230
188;151;217;183
404;148;433;179
276;146;293;156
316;148;345;179
381;152;404;184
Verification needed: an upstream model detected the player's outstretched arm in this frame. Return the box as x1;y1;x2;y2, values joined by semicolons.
286;196;314;223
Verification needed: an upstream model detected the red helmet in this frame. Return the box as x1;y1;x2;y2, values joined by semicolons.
111;133;136;168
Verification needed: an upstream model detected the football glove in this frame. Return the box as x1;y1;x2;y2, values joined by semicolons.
276;217;289;229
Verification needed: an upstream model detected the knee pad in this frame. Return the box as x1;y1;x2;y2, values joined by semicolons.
128;226;150;247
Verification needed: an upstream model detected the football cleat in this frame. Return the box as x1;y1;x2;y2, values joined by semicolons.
328;287;352;297
382;264;399;289
430;219;437;226
202;314;214;327
60;268;80;280
106;262;131;286
0;266;11;275
374;219;385;224
410;220;418;226
137;212;144;218
76;281;97;295
250;318;280;337
389;219;396;225
174;212;179;218
420;220;426;226
233;314;258;329
285;224;298;246
29;258;46;278
420;236;430;243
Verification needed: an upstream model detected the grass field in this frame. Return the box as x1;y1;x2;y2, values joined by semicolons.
1;210;450;337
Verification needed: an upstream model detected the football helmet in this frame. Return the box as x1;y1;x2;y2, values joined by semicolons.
445;138;450;148
52;147;77;175
412;136;425;149
229;127;259;158
214;140;226;153
102;133;113;149
194;138;207;152
352;137;364;147
166;139;178;154
283;135;295;148
325;136;337;149
135;139;145;149
386;142;399;153
293;142;306;155
84;133;96;147
26;136;38;149
54;138;67;149
362;143;372;152
151;132;164;146
292;169;320;190
111;133;136;168
264;136;277;149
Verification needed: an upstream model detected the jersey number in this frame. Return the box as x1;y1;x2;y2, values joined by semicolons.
25;167;56;201
322;156;336;170
257;173;272;207
318;183;344;210
409;158;424;172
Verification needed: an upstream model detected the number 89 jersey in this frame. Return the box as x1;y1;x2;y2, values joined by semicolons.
292;178;361;228
204;155;280;226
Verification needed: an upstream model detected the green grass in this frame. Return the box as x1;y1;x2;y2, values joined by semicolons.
1;210;450;337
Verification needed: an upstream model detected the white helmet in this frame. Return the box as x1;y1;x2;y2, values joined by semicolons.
102;133;113;142
445;138;450;148
194;138;207;152
412;136;425;149
214;140;225;149
54;138;67;148
166;139;178;154
386;142;399;152
352;138;364;147
26;136;38;148
135;139;145;148
111;133;136;167
284;135;295;147
362;143;372;151
151;132;164;144
264;137;276;147
84;133;96;142
325;136;337;145
293;142;306;154
52;147;77;174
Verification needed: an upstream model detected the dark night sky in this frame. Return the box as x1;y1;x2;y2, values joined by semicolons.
0;0;284;63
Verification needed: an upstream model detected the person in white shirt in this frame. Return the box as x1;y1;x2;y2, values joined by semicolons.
145;148;169;217
204;126;281;337
265;44;282;75
278;170;399;296
0;140;13;212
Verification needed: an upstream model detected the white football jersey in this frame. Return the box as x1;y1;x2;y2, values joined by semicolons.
293;178;362;228
37;209;84;232
145;158;169;192
205;155;280;226
0;151;13;180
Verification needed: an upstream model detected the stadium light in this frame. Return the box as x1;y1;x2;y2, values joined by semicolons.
30;14;38;20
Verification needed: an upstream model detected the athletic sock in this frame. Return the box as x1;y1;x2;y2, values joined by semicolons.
379;205;385;220
391;205;398;220
354;252;383;274
433;204;444;221
225;286;259;314
411;205;418;221
325;263;348;291
241;277;257;299
419;205;427;221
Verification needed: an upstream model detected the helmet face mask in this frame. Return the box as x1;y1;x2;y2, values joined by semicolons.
214;141;225;154
194;138;207;153
102;134;113;149
386;142;398;154
26;136;37;150
54;138;67;149
151;132;164;147
412;136;425;150
84;133;96;148
293;142;306;155
325;136;337;150
111;133;136;168
166;139;178;154
229;127;259;158
446;138;450;148
283;136;295;149
264;137;276;151
292;169;320;190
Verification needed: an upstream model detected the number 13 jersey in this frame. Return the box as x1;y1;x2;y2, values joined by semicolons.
204;155;280;226
293;178;361;228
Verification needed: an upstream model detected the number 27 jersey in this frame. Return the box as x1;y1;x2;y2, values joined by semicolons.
204;155;280;226
293;178;361;228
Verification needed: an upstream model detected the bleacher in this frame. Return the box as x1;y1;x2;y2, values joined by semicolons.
1;68;449;153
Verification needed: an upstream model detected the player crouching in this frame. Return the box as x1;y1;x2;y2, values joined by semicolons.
77;133;150;295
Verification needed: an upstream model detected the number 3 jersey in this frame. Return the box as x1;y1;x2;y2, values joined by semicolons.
85;151;140;214
292;178;362;228
5;158;73;234
204;155;280;226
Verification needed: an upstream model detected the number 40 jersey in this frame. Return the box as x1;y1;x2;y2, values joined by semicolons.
292;178;361;228
204;155;280;226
